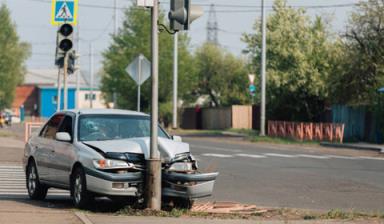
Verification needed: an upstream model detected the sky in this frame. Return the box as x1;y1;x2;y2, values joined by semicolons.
0;0;360;75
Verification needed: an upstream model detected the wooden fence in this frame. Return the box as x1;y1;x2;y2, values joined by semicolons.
268;121;345;143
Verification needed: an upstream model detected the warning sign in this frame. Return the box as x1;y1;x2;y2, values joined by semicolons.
51;0;78;25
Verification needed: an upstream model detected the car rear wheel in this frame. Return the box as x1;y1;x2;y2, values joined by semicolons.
26;161;48;200
71;167;93;208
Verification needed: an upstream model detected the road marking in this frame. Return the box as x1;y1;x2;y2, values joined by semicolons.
297;154;330;159
235;153;267;158
263;153;297;158
201;153;234;158
191;144;243;153
0;164;68;197
358;156;384;161
326;155;359;160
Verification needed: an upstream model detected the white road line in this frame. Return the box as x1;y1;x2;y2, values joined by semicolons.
263;153;297;158
358;156;384;161
235;153;267;158
297;154;330;159
0;165;68;197
326;155;359;160
201;153;234;158
191;144;243;153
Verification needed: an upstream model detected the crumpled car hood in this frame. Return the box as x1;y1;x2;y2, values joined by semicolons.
83;137;190;161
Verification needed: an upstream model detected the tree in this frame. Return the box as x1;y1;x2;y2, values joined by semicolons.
243;0;340;121
101;7;194;126
329;0;384;105
192;43;249;107
0;4;30;110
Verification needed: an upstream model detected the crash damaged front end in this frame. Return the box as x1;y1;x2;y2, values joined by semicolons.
162;153;219;199
83;139;218;201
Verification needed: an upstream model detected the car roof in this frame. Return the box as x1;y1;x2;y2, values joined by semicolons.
63;109;149;117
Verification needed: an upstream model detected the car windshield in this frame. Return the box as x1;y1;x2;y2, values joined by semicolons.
78;115;169;141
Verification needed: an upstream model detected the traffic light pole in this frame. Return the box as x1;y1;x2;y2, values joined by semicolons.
63;53;69;110
260;0;267;136
146;0;161;211
172;32;178;129
56;69;62;111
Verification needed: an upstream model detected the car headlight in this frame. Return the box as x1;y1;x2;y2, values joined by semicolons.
168;162;193;172
93;159;134;170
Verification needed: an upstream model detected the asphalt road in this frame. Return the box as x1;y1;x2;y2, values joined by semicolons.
0;130;383;213
185;136;384;212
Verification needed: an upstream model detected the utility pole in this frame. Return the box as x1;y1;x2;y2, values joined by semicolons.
89;43;94;109
172;32;178;129
113;0;118;109
56;69;62;111
76;21;81;109
147;0;161;210
63;53;69;110
260;0;267;136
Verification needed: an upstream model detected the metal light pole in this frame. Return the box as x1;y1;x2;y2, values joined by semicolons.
260;0;267;136
76;20;81;109
63;53;69;110
172;32;178;129
56;69;62;111
89;43;94;109
146;0;161;210
113;0;118;109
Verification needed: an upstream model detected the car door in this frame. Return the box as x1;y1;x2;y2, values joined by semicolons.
52;114;76;186
36;114;64;182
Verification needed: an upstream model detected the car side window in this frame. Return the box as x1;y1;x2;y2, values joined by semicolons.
57;115;73;139
41;114;64;139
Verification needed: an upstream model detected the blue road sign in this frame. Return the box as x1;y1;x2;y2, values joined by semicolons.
52;0;78;25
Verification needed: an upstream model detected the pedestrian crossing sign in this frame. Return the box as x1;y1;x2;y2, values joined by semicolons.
51;0;78;25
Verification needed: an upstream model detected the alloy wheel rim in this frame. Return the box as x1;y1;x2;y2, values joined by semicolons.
74;175;82;204
28;166;36;195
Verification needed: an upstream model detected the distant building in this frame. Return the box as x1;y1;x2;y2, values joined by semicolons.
12;69;108;118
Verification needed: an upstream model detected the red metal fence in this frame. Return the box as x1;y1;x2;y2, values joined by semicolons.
268;121;345;143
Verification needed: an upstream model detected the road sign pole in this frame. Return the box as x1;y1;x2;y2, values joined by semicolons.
146;0;161;211
76;19;81;109
260;0;267;136
138;56;142;112
63;53;69;110
56;68;62;111
172;32;178;129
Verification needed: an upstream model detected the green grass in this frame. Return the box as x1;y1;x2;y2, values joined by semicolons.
0;129;13;137
114;206;384;221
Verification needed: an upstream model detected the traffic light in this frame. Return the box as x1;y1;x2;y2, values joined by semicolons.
55;23;74;67
168;0;203;31
67;50;78;74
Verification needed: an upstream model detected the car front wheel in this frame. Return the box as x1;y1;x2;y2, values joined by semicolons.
71;167;93;208
26;161;48;200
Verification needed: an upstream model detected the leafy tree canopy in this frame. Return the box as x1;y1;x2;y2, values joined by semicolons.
0;4;30;110
243;0;340;121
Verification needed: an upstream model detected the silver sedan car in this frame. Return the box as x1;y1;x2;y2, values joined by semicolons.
23;109;218;208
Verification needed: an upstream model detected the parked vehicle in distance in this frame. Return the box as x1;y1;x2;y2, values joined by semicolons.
23;109;218;208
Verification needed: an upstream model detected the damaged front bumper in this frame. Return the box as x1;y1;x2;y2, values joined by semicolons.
162;171;219;199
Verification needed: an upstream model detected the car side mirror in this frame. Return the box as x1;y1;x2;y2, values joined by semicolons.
172;135;182;142
56;132;72;142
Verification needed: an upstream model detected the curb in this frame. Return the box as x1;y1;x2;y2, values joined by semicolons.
74;212;93;224
320;142;384;153
220;131;247;137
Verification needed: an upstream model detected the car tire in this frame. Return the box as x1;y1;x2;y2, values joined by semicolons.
71;167;93;208
26;160;48;200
